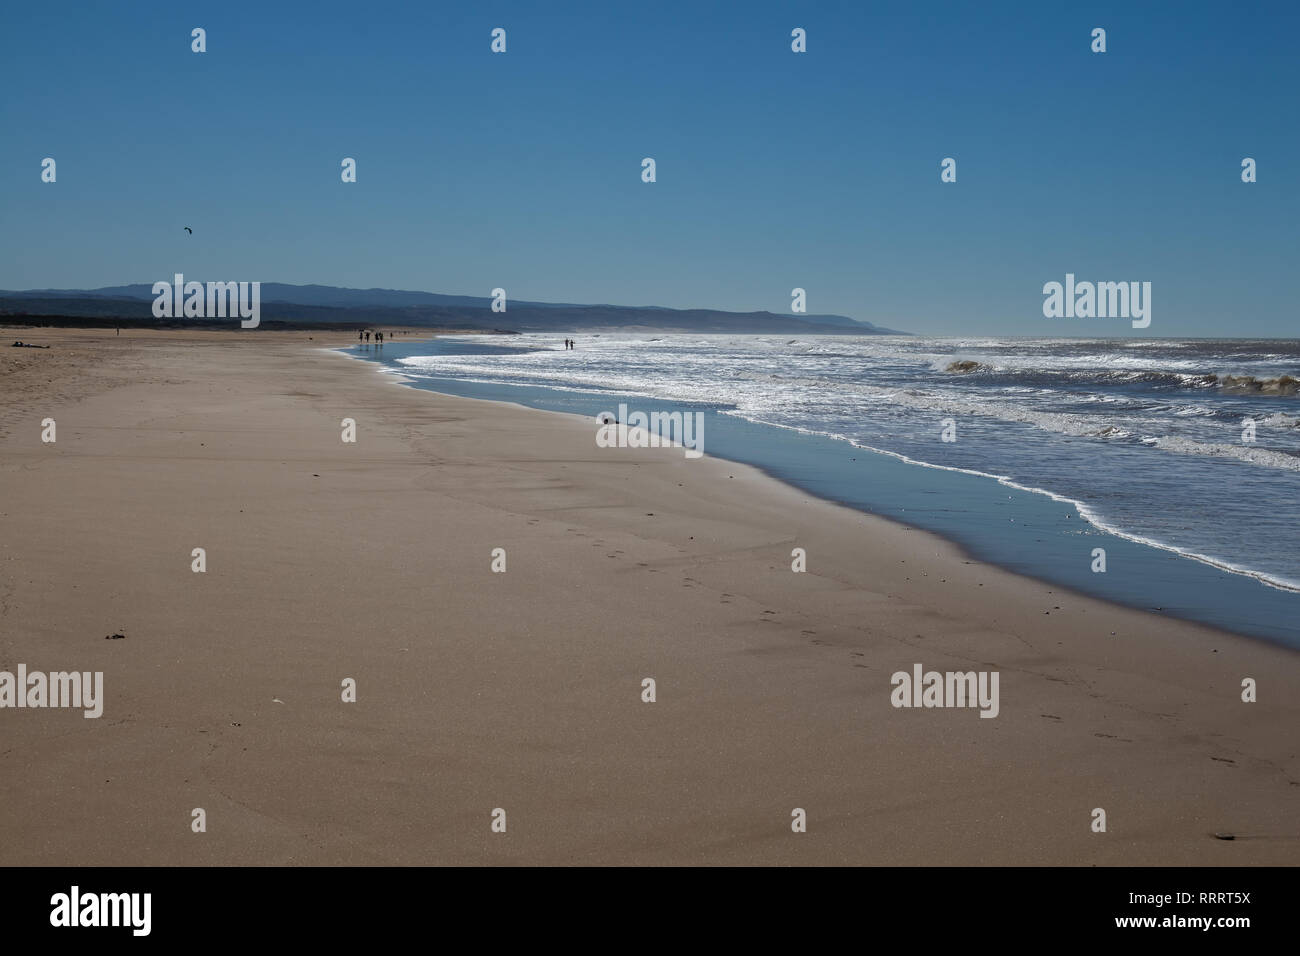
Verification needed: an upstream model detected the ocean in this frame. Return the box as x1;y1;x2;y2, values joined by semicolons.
350;333;1300;646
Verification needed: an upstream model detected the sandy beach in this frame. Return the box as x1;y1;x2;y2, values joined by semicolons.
1;328;1296;866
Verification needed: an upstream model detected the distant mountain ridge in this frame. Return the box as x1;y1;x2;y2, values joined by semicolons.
0;283;909;335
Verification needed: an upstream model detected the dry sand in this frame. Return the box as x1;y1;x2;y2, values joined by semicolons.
1;327;1296;865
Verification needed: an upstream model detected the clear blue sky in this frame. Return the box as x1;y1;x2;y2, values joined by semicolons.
2;1;1296;335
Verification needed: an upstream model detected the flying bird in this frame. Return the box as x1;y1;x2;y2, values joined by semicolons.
183;226;192;234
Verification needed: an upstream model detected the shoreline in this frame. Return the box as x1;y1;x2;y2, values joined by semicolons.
347;338;1300;649
341;344;1283;643
2;329;1297;865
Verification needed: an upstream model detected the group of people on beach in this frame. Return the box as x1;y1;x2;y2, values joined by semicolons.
562;338;576;350
357;330;414;345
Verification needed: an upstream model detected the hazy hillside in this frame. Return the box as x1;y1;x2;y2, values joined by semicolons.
0;283;909;335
